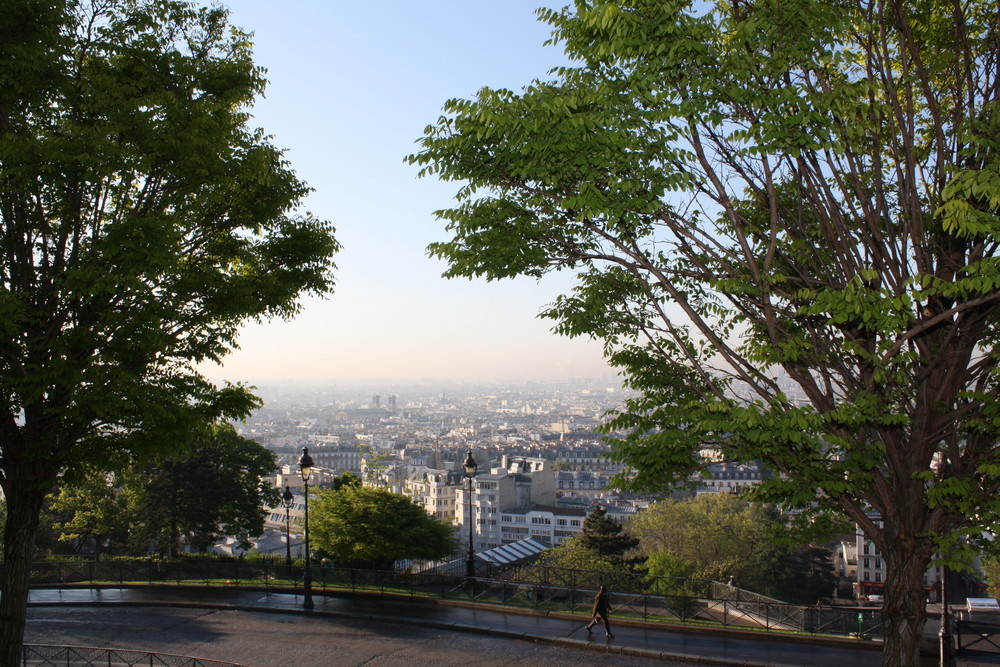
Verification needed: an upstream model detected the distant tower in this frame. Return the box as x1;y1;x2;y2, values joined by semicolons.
388;395;397;412
371;394;380;409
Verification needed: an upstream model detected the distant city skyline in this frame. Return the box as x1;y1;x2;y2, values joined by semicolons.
197;1;616;385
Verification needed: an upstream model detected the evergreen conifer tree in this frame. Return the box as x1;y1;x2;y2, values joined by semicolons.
579;505;638;562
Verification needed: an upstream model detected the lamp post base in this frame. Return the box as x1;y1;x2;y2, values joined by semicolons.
303;572;314;610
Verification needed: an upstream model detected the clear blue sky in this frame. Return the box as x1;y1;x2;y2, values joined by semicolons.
200;1;617;385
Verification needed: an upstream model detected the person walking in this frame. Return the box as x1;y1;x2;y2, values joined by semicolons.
585;585;613;638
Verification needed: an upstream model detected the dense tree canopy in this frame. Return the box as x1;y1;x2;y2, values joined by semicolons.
411;0;1000;663
632;494;783;590
47;469;130;559
632;493;835;603
127;423;278;555
45;426;276;558
0;0;338;660
534;505;637;588
310;485;457;569
536;535;625;576
330;471;362;491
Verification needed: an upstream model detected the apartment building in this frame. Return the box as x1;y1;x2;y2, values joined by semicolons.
298;444;362;476
405;467;462;521
555;470;610;499
500;505;587;546
695;460;763;494
552;446;613;471
269;464;342;493
853;517;943;600
455;455;555;551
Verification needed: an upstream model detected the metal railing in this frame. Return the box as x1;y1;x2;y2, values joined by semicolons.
956;618;1000;657
17;558;884;640
21;644;246;667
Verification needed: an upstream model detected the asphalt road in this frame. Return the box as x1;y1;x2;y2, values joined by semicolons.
25;606;694;667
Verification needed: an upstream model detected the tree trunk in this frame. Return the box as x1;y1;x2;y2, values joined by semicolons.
881;540;933;667
0;486;45;667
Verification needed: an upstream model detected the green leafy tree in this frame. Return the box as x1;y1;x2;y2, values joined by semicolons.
0;0;338;657
410;1;999;663
645;551;698;595
631;494;784;594
533;506;637;589
48;470;130;560
128;424;279;555
769;545;838;605
310;485;457;569
644;550;704;618
537;535;621;572
578;504;638;562
534;534;628;589
645;551;695;582
330;471;362;491
980;554;1000;599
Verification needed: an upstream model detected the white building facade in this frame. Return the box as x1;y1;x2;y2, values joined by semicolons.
455;455;555;551
500;505;587;546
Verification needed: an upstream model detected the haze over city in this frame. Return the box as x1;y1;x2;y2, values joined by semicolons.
197;1;615;386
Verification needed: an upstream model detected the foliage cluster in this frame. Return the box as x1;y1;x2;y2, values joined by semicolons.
633;493;836;603
980;554;1000;599
578;504;639;559
537;496;835;604
536;505;637;580
309;484;458;569
41;424;277;558
0;0;338;659
411;0;1000;662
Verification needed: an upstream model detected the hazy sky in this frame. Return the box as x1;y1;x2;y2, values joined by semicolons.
199;0;617;385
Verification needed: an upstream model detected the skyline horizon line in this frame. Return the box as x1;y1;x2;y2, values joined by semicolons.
201;373;626;389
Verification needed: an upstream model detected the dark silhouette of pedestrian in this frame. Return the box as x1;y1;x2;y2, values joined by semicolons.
585;585;613;638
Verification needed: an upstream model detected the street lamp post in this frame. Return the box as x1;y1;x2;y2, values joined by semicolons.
299;447;315;610
940;565;953;667
463;450;478;579
282;485;294;568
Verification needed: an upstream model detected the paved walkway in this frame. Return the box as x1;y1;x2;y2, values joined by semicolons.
27;586;888;666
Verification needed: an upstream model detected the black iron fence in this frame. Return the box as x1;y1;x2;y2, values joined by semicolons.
956;618;1000;658
21;644;246;666
17;558;884;640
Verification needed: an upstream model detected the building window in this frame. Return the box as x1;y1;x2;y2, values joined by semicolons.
570;520;580;527
557;519;567;526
